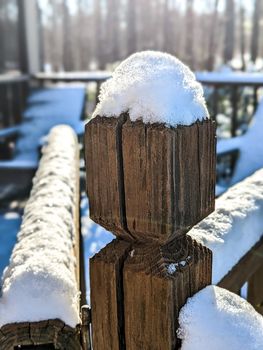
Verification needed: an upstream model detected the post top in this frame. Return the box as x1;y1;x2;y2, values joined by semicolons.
93;51;209;127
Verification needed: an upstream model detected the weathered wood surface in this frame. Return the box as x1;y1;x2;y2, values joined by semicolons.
218;236;263;294
85;115;130;240
90;239;131;350
0;320;81;349
90;236;212;350
86;114;216;349
81;305;92;350
85;115;216;243
122;118;216;242
123;236;212;350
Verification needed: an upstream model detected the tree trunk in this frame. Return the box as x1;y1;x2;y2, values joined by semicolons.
251;0;262;63
62;0;74;71
126;0;137;55
206;0;220;71
106;0;120;63
223;0;235;64
185;0;195;69
239;3;246;71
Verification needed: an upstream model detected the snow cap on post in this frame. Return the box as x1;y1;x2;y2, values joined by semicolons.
93;51;209;126
86;51;216;243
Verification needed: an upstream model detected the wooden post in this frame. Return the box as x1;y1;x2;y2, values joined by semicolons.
85;114;216;349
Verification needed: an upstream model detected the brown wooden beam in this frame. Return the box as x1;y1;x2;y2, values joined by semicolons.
218;236;263;294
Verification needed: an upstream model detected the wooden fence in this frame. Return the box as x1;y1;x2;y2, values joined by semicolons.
85;114;216;349
196;72;263;137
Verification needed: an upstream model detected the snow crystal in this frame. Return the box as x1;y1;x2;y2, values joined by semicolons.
93;51;209;126
0;125;80;328
178;285;263;350
167;263;177;274
189;168;263;284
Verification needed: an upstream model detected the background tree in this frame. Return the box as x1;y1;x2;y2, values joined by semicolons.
239;1;246;70
184;0;195;69
207;0;220;71
251;0;262;63
223;0;235;64
126;0;137;56
62;0;74;71
32;0;263;72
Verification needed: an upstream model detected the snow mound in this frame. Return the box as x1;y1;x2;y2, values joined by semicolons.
178;285;263;350
93;51;209;126
0;125;80;328
189;168;263;284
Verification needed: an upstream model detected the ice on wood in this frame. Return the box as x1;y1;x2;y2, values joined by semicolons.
178;285;263;350
93;51;209;126
0;125;80;328
189;168;263;284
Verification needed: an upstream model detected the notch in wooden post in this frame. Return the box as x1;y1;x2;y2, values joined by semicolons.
85;113;216;349
85;115;216;243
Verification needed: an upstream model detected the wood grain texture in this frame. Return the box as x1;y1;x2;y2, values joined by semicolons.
90;239;131;350
85;115;132;240
85;116;216;243
0;320;82;349
122;118;216;242
86;115;216;349
123;236;212;350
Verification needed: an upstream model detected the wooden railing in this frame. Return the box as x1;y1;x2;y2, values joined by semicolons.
196;72;263;137
0;73;29;128
0;126;90;350
33;71;112;104
219;237;263;314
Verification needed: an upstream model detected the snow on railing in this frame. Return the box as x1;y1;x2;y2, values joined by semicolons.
0;125;86;349
189;168;263;284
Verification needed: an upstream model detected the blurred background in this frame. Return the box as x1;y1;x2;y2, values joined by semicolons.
1;0;263;73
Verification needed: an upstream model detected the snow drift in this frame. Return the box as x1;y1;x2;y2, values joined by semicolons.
189;168;263;284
